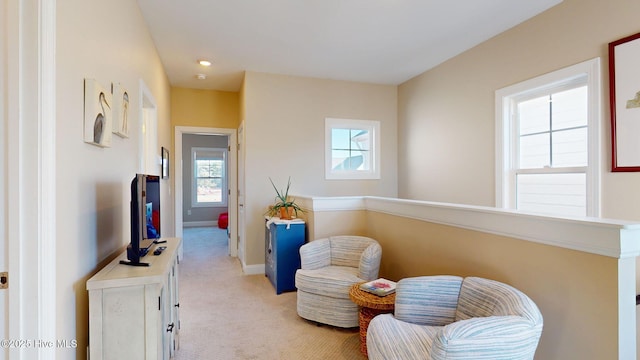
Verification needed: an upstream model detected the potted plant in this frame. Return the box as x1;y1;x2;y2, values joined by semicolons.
267;177;304;220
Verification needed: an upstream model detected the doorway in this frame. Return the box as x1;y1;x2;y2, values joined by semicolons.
139;80;158;175
174;127;237;257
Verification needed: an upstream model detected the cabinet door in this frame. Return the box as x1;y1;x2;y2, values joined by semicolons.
169;259;180;357
102;286;146;360
160;264;179;360
143;284;164;360
159;284;170;360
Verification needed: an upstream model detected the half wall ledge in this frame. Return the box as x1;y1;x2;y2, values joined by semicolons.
295;195;640;259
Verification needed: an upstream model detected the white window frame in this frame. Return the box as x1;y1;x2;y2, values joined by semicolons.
325;118;381;180
191;147;228;208
495;58;601;217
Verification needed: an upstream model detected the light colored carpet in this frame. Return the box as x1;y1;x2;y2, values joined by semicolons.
174;227;365;360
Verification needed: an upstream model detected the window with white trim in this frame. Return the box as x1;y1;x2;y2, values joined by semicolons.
325;118;380;180
192;147;227;207
496;58;601;217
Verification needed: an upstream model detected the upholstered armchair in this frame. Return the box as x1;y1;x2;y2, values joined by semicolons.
295;235;381;328
367;276;543;360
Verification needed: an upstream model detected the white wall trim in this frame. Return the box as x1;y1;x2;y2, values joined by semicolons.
6;1;21;356
183;221;217;228
38;0;57;355
295;195;366;212
175;126;238;257
7;0;57;357
0;0;7;352
297;195;640;259
241;263;265;275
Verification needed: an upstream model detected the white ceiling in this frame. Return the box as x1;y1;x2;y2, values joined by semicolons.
136;0;562;92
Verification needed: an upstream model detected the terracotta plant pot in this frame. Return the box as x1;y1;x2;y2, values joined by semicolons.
279;206;294;220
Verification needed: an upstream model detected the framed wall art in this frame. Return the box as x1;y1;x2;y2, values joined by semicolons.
84;78;112;147
162;146;170;179
609;31;640;171
111;82;130;138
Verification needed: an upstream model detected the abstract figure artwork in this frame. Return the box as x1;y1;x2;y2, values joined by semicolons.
84;78;112;147
112;83;130;138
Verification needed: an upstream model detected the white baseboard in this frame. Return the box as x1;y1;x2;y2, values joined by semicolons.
184;221;217;228
242;263;265;275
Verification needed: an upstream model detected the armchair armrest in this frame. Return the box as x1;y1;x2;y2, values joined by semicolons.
299;238;331;270
358;242;382;281
431;316;543;359
395;276;463;326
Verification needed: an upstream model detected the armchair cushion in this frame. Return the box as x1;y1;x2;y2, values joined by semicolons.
295;265;360;299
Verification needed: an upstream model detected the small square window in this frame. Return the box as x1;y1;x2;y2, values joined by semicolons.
325;118;380;180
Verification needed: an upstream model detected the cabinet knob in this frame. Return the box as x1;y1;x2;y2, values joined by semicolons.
167;323;175;333
175;303;180;308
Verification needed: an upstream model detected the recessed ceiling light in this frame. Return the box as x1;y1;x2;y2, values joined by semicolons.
196;74;207;80
198;60;212;67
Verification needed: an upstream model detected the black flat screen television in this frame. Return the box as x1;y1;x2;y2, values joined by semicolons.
120;173;161;266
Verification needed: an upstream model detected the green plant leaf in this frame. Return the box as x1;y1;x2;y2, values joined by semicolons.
266;176;304;217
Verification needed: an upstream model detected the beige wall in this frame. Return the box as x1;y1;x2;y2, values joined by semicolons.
242;71;398;266
307;210;368;240
56;1;171;358
307;207;623;359
170;87;240;129
398;0;640;218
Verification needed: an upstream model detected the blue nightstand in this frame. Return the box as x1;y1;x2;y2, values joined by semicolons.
265;219;306;294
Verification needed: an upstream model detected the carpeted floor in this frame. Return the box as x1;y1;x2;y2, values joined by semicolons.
174;227;364;360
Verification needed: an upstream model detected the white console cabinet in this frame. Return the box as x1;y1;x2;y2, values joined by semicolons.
87;238;182;360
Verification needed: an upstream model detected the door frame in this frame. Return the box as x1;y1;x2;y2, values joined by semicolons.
174;126;238;256
6;0;57;358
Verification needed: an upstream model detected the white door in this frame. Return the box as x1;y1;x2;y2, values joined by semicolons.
0;2;8;358
237;122;246;263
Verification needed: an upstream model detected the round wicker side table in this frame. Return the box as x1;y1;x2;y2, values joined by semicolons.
349;283;396;356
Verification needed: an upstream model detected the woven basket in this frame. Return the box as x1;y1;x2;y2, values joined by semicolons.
349;283;396;355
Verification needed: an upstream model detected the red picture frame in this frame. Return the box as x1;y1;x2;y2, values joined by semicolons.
609;31;640;172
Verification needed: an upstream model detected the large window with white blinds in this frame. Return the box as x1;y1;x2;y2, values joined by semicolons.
496;59;601;217
515;85;588;216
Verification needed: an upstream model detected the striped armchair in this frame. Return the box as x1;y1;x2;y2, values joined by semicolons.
295;235;381;328
367;276;543;360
